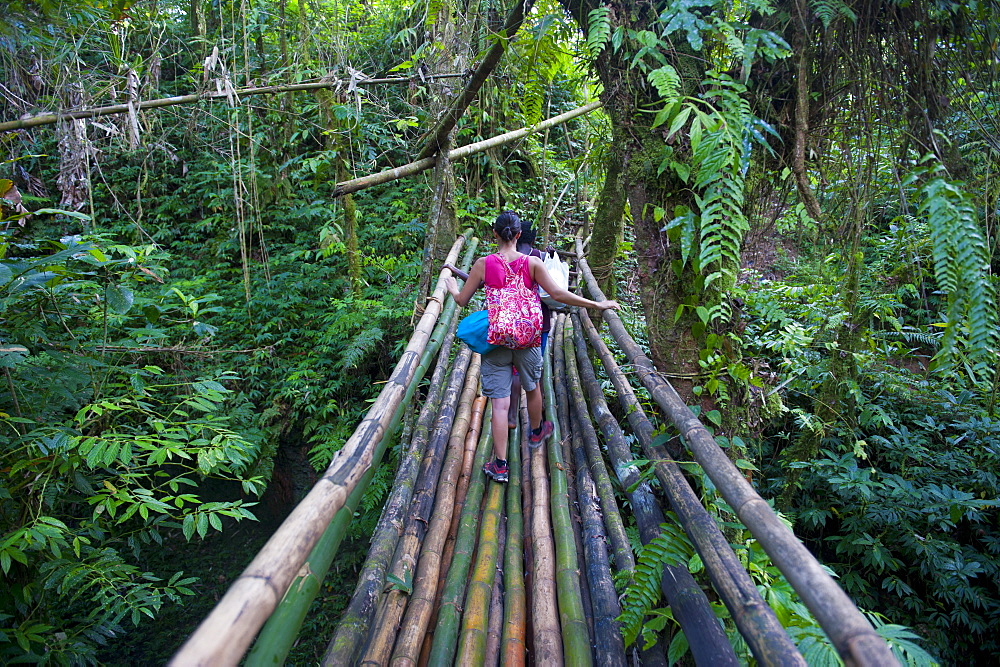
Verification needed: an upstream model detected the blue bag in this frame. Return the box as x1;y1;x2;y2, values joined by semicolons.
457;310;498;355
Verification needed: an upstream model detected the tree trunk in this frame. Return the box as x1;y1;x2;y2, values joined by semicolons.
559;0;710;401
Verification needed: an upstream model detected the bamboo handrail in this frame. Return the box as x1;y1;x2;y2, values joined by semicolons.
0;74;466;132
248;239;479;666
170;231;470;666
333;101;602;197
574;240;898;666
574;310;804;665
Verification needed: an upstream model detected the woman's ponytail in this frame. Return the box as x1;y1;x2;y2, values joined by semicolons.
493;211;521;242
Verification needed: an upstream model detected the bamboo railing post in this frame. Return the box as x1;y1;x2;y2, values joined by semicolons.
361;347;474;664
426;414;494;665
575;242;897;666
390;353;482;666
171;232;471;667
575;309;807;666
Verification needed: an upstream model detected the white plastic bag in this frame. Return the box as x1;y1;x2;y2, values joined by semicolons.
539;252;570;310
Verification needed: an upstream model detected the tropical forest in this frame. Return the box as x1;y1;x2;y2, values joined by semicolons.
1;0;998;664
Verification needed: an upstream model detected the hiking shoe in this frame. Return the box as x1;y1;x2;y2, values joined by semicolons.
483;459;509;483
528;420;554;448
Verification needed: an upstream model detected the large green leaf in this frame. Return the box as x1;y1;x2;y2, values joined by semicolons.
105;285;134;314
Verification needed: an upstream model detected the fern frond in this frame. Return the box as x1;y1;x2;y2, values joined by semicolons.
617;520;695;646
919;174;998;380
341;326;385;369
586;6;612;55
810;0;857;29
647;65;681;101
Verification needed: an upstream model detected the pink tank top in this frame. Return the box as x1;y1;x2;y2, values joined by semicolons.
484;253;533;289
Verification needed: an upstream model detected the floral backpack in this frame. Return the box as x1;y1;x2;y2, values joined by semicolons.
485;253;543;349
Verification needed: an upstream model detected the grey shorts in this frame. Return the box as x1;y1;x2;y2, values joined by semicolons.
480;346;543;398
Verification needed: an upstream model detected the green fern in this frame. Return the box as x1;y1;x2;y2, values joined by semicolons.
647;64;680;101
693;75;752;288
917;171;998;380
809;0;858;29
586;6;611;55
617;519;695;647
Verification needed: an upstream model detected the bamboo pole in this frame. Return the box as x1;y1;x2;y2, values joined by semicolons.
552;316;595;641
333;101;602;197
560;317;633;575
416;0;535;160
249;239;479;666
171;232;471;667
419;395;487;663
320;239;478;665
575;243;897;666
543;315;592;665
426;413;494;665
361;346;474;664
246;307;453;666
570;421;626;667
501;419;527;665
443;396;488;575
575;310;806;666
0;74;466;132
517;397;535;660
529;346;564;665
390;353;482;666
484;514;506;667
454;471;507;663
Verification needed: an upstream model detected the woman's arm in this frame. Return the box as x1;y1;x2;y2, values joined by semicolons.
529;256;619;311
444;257;487;307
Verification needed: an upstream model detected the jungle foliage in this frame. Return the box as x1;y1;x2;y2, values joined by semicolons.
1;0;999;664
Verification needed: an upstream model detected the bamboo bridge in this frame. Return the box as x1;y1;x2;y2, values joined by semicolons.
170;232;898;666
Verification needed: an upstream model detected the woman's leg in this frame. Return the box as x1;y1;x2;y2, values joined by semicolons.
491;395;511;461
525;384;543;431
508;375;521;429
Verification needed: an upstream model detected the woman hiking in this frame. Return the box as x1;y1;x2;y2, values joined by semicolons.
444;211;619;483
